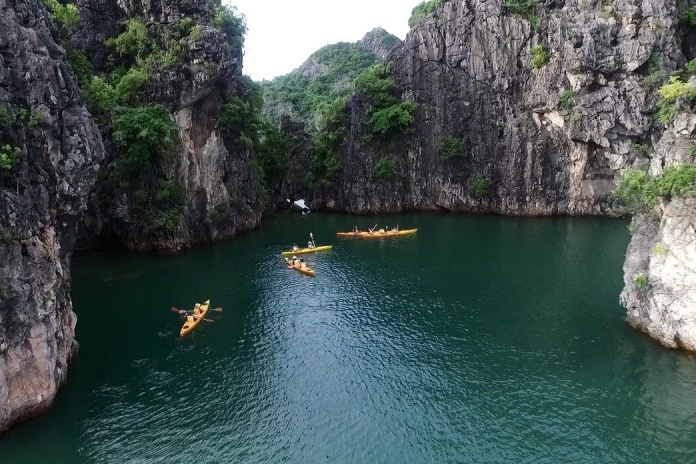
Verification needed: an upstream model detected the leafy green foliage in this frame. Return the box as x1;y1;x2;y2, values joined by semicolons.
1;227;19;245
0;107;20;173
505;0;539;28
66;45;93;84
106;20;151;65
367;101;416;136
373;157;395;179
220;77;264;146
0;145;21;172
0;107;11;135
113;106;177;172
255;121;291;188
658;76;696;102
355;65;416;137
682;6;696;26
190;25;203;41
531;45;549;69
615;165;696;213
43;0;79;30
629;143;648;155
305;99;347;187
263;42;383;127
208;202;232;225
83;76;116;112
632;272;648;290
646;53;661;74
471;176;493;196
408;0;445;28
354;65;399;108
153;181;187;231
115;68;149;104
438;136;467;159
212;5;246;53
674;59;696;81
559;90;575;110
656;76;696;124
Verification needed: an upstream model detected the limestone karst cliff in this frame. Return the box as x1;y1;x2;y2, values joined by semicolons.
72;0;264;253
0;0;104;433
2;0;696;436
0;0;268;433
620;110;696;350
285;0;685;215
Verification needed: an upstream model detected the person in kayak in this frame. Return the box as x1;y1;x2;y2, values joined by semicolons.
300;258;307;270
176;309;199;321
292;244;299;251
353;226;359;233
307;240;314;249
291;255;298;266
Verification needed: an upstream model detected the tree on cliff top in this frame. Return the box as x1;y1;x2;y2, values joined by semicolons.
408;0;446;28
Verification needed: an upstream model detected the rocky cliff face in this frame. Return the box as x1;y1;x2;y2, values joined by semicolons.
0;0;104;432
75;0;263;253
293;0;684;215
621;111;696;350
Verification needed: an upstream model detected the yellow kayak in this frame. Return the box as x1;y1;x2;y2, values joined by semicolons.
360;229;418;238
284;257;316;276
280;245;332;256
180;300;210;337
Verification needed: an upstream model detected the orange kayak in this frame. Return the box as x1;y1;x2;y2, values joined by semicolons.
360;228;418;238
284;257;316;276
336;231;364;237
180;300;210;337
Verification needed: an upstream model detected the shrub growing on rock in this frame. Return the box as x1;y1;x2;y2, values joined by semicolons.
373;157;395;179
113;105;177;172
531;45;549;69
471;176;493;196
408;0;446;28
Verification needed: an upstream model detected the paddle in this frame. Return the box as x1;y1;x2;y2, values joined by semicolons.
171;306;222;317
171;306;221;312
369;224;377;233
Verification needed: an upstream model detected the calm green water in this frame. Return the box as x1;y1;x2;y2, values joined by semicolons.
2;213;696;463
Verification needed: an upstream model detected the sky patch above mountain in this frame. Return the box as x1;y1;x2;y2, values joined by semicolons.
231;0;422;81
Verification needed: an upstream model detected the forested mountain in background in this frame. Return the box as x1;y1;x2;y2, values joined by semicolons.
261;28;401;130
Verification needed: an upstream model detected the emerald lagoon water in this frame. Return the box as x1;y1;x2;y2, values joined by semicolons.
2;212;696;463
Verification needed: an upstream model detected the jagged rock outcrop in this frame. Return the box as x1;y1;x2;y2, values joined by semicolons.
621;111;696;350
74;0;263;253
292;0;685;215
0;0;104;432
358;27;401;60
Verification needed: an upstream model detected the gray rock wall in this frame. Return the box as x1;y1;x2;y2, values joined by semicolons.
0;0;104;432
294;0;684;215
75;0;263;253
621;112;696;350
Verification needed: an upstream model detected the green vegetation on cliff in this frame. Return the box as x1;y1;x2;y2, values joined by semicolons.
58;2;255;232
0;107;20;174
219;76;293;197
355;65;416;137
408;0;446;28
262;41;385;128
615;165;696;214
113;105;177;173
305;99;347;187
